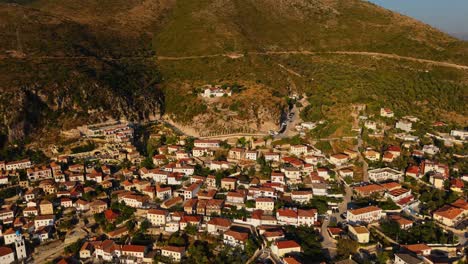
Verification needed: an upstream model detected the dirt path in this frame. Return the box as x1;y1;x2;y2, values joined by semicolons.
2;50;467;70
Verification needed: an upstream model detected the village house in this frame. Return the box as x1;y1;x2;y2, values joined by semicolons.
34;215;55;229
388;215;414;230
339;168;354;178
118;194;148;208
330;153;349;166
156;185;172;200
226;191;246;205
290;145;308;156
183;183;201;200
5;159;32;171
255;198;275;213
347;206;382;224
39;200;54;215
368;168;403;182
297;209;317;227
207;217;231;234
221;178;237;190
202;86;232;98
23;207;39;216
380;108;394;118
27;166;52;181
264;152;280;162
433;205;465;227
0;209;14;222
348;225;370;243
402;244;432;256
394;253;423;264
223;229;249;250
271;240;301;257
194;139;220;149
3;229;17;245
161;246;185;262
210;161;231;171
312;183;328;196
385;188;413;205
282;167;301;182
192;147;213;157
396;120;412;132
90;200;108;214
363;149;381;161
364;120;378;130
228;148;245;160
291;190;313;204
354;184;385;197
245;150;258;161
0;247;14;264
147;209;168;226
271;172;286;185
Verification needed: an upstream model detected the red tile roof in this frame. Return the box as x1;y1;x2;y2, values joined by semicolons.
275;240;301;249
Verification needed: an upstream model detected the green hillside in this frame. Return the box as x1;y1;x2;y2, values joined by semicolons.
0;0;467;144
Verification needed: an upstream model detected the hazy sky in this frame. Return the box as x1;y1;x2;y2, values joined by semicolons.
368;0;468;37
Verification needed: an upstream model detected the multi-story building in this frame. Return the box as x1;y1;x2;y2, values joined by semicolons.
368;168;403;182
347;206;382;224
161;246;185;263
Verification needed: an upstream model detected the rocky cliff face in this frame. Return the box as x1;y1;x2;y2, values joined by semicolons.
0;4;164;144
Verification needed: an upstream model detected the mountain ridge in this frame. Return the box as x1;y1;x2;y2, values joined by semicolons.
0;0;467;145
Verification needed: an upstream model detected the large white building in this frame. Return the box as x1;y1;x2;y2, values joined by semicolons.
368;168;403;182
347;206;382;224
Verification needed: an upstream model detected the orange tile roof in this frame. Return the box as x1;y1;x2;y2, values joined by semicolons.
349;206;381;215
434;205;464;220
275;240;301;249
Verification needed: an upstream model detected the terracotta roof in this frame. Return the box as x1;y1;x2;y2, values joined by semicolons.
121;244;146;253
349;206;381;215
224;230;249;242
148;209;167;215
354;184;385;194
389;188;410;197
451;199;468;210
389;215;413;226
403;244;431;254
0;246;17;257
297;208;317;217
208;217;231;227
434;205;464;220
380;182;401;190
350;225;369;234
331;153;349;160
277;208;297;218
161;246;185;253
283;257;302;264
275;240;301;249
327;227;343;235
256;197;274;203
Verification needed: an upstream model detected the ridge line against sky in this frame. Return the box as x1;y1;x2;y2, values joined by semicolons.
367;0;468;40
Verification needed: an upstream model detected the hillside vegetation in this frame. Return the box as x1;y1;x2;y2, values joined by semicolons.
0;0;467;144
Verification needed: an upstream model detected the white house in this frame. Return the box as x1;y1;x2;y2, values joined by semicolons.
396;120;412;132
147;209;168;226
368;168;403;182
161;246;185;262
347;206;382;224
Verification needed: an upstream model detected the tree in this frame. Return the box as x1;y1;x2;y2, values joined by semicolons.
64;239;83;255
140;219;150;233
140;157;155;169
184;224;198;236
337;239;358;259
186;240;213;264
